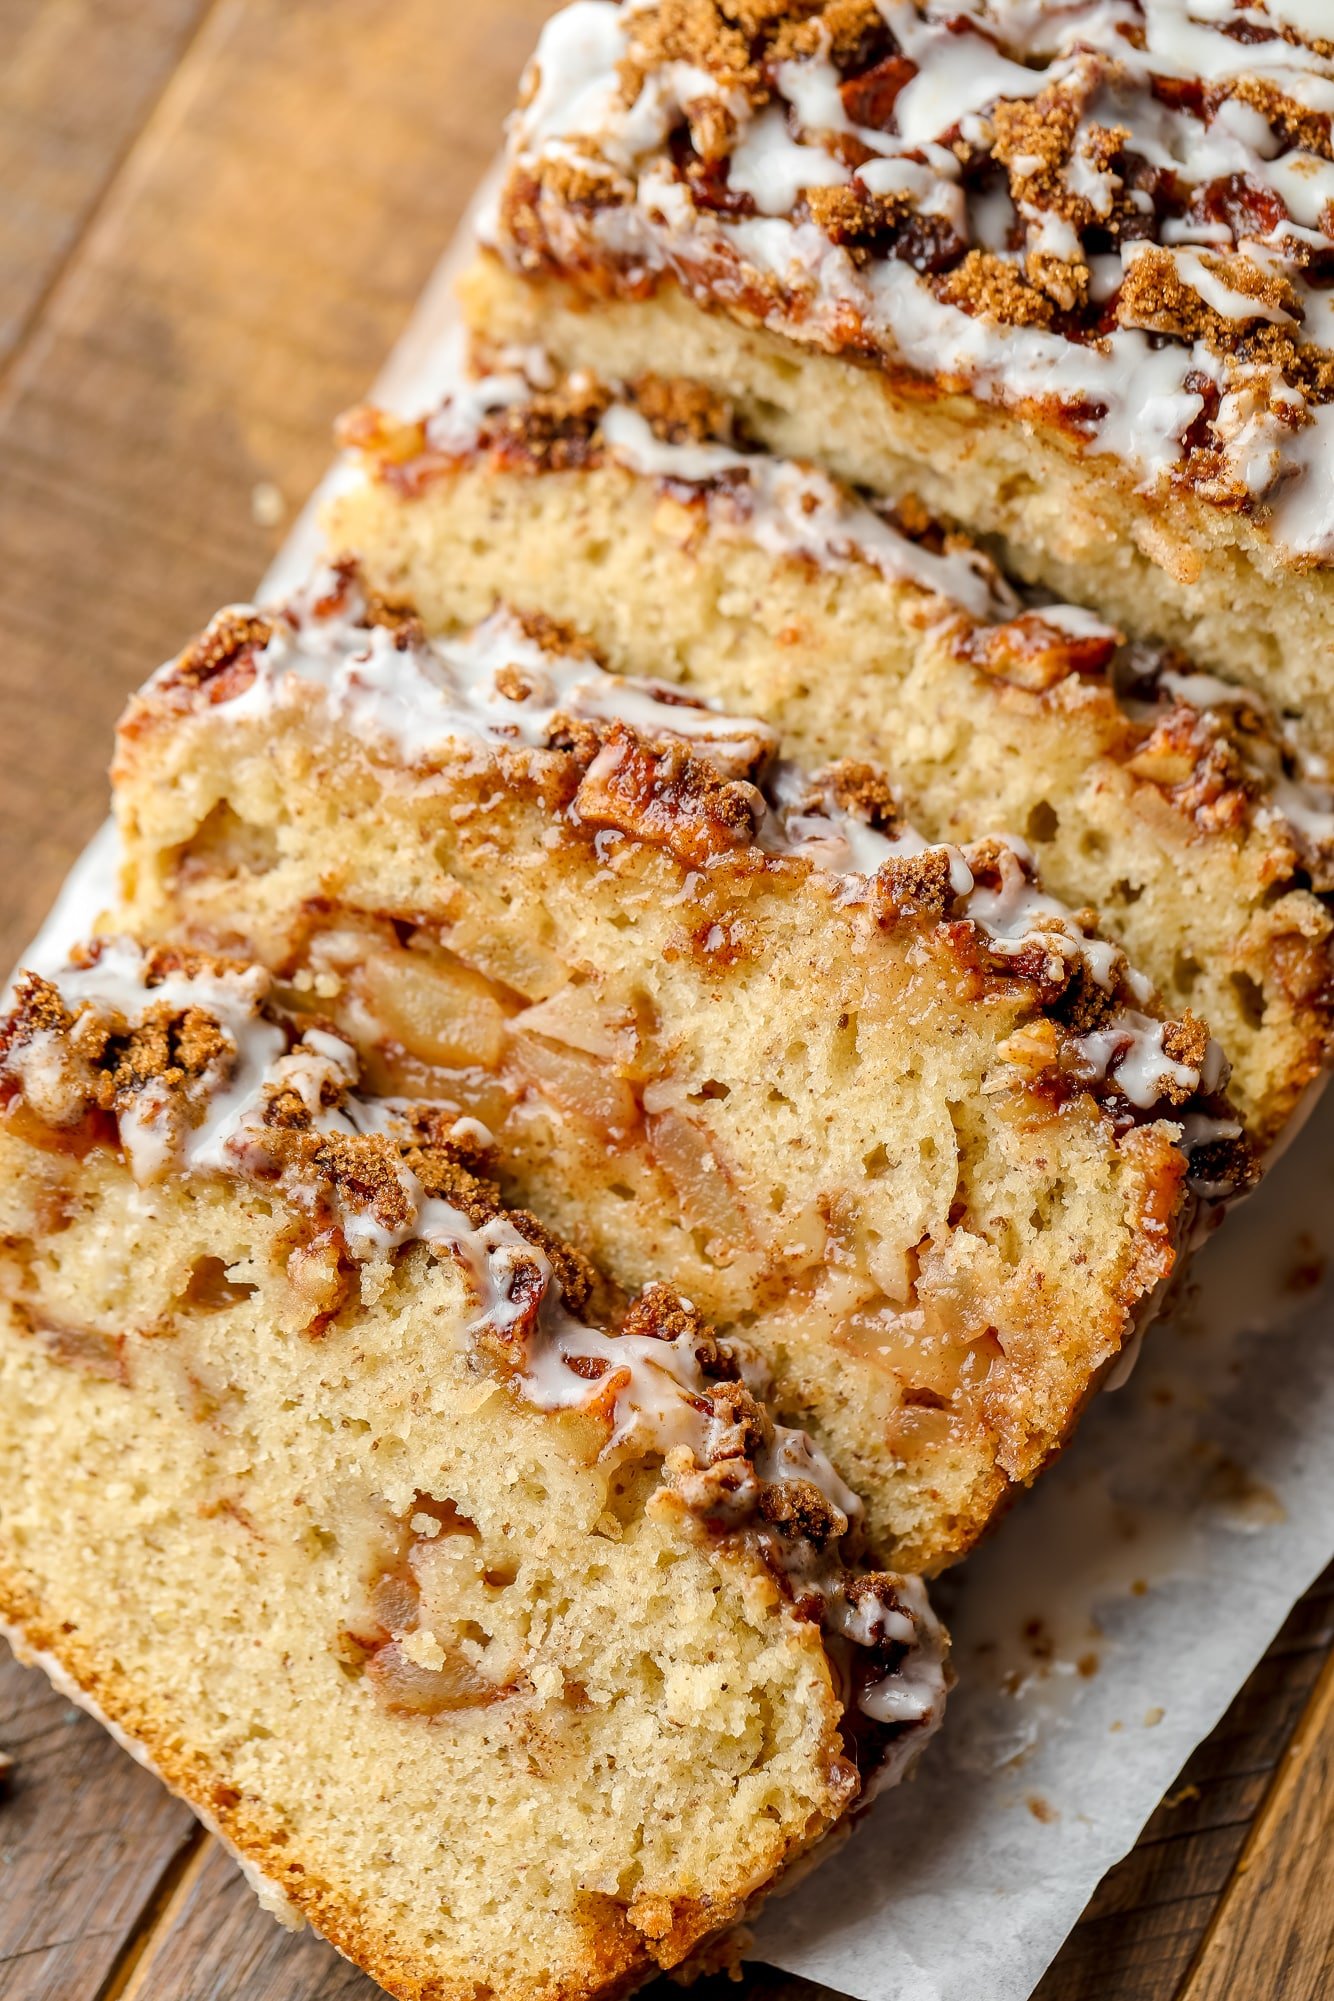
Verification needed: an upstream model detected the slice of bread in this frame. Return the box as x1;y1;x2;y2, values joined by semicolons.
0;937;946;2000
329;363;1334;1150
111;566;1251;1571
475;1;1334;755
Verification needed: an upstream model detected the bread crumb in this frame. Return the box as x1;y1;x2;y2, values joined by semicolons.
402;1629;447;1672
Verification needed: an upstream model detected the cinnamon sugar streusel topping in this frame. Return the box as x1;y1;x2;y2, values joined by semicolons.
0;936;948;1772
495;0;1334;554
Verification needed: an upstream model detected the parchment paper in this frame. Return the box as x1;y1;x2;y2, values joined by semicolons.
26;174;1334;2001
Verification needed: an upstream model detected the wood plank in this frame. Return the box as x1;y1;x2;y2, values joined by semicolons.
0;0;554;977
1176;1628;1334;2001
0;3;553;1992
111;1842;379;2001
0;0;213;373
0;1639;199;2001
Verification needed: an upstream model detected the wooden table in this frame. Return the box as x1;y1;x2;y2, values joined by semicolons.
0;4;1331;1996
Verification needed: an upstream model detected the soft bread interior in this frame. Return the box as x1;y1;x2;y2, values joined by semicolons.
0;1132;855;2000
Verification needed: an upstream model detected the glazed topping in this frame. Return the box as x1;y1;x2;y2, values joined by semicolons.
0;937;947;1757
1118;647;1334;880
153;570;779;782
498;0;1334;554
142;564;1237;1135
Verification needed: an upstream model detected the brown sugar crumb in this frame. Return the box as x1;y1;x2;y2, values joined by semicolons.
494;664;539;704
622;1;768;104
401;1140;504;1225
619;1282;710;1348
622;0;899;117
815;760;901;833
1;968;242;1139
94;1006;230;1111
536;152;629;213
937;250;1055;330
506;1209;599;1316
545;713;609;763
630;372;734;446
498;163;628;281
1052;964;1119;1034
871;848;956;922
508;604;597;661
391;1101;493;1169
309;1131;419;1239
890;492;933;538
1;972;71;1046
1026;248;1091;315
757;1476;849;1547
806;182;912;255
309;556;425;650
1160;1011;1211;1089
169;610;272;701
702;1376;769;1460
1116;246;1300;348
772;0;891;73
992;90;1081;203
1225;76;1333;162
355;585;428;650
482;376;613;474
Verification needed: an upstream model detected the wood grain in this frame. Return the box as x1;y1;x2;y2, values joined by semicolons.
0;0;214;373
0;1;551;1988
1035;1566;1334;2001
111;1842;379;2001
0;1639;198;2001
1179;1625;1334;2001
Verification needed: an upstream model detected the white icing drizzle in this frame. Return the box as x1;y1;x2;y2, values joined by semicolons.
1123;654;1334;870
501;0;1334;555
2;940;947;1763
1074;1011;1200;1110
24;944;285;1186
0;1615;308;1931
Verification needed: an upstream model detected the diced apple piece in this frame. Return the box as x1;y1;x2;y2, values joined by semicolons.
362;947;509;1071
509;1030;639;1135
645;1108;751;1262
510;984;636;1063
364;1636;504;1715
